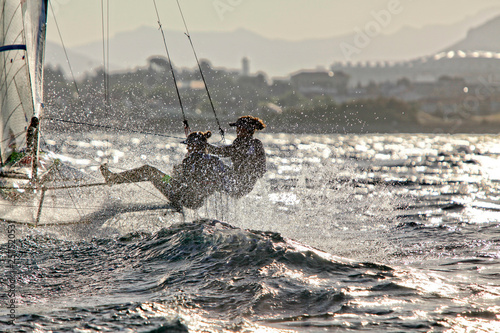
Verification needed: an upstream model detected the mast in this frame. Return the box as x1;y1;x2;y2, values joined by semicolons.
24;0;48;182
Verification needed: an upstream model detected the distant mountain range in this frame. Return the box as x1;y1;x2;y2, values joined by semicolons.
444;14;500;52
45;8;500;78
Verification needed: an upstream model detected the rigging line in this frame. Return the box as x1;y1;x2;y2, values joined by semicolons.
1;219;93;226
0;200;173;211
152;0;190;137
0;201;171;216
48;1;82;106
106;0;110;106
0;201;97;211
100;0;109;111
0;130;25;145
175;0;225;141
53;163;84;220
45;117;184;140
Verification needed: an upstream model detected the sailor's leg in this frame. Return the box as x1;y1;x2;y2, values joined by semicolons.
100;164;166;184
157;180;208;211
100;163;183;210
222;174;257;199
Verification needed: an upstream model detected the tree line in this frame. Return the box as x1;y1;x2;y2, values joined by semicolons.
43;57;438;134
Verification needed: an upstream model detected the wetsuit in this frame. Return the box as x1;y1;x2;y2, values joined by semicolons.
208;136;266;198
166;152;227;209
101;152;227;210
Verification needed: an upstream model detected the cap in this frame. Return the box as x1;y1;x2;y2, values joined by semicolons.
181;131;212;145
229;115;266;131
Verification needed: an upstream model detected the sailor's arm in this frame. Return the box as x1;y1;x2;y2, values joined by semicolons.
254;140;267;176
206;143;233;157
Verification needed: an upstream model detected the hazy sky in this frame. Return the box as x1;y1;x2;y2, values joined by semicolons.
47;0;500;47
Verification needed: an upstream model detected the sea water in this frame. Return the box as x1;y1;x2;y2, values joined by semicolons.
1;132;499;332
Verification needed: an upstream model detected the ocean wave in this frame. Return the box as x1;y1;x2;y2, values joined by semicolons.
3;219;499;331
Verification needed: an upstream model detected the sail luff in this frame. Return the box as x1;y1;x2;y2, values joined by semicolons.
23;0;48;179
0;0;47;165
24;0;47;119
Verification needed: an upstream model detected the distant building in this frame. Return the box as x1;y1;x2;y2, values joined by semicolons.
241;57;250;76
433;76;467;99
331;51;500;87
290;70;349;96
270;78;292;96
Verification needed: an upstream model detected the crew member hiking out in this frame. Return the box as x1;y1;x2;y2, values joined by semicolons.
207;115;267;198
100;131;227;211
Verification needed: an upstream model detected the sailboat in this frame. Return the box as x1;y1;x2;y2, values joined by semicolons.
1;0;46;178
0;0;53;223
0;0;183;226
1;0;228;227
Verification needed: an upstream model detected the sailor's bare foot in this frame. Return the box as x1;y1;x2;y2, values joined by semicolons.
100;163;116;184
171;201;183;213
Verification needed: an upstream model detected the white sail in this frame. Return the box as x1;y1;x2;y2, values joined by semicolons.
0;0;47;164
